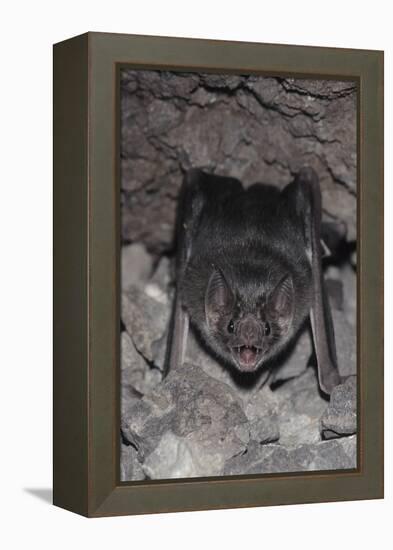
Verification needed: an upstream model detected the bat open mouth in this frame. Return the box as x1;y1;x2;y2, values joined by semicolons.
232;345;263;371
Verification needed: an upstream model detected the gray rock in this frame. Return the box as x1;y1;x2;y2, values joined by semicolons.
321;376;357;439
273;369;329;445
121;286;170;369
224;440;295;476
150;256;173;294
121;330;144;370
271;325;313;383
120;443;145;481
122;362;250;478
244;389;280;444
121;71;357;252
121;332;162;397
120;332;146;415
224;436;357;475
121;243;153;290
121;383;142;418
291;435;357;471
142;432;198;479
142;431;247;479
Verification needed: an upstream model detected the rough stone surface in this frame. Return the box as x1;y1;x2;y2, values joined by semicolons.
321;376;357;439
121;285;170;369
122;362;250;478
291;435;357;471
150;256;173;294
120;443;145;481
121;243;153;290
224;440;295;476
273;369;328;445
121;332;162;397
121;71;357;253
224;436;357;475
244;388;280;444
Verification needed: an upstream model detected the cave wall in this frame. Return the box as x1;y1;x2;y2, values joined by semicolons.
120;70;357;254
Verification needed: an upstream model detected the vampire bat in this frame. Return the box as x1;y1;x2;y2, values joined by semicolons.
166;167;342;395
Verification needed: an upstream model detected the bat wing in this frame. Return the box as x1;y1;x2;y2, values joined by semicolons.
284;167;342;395
165;169;243;374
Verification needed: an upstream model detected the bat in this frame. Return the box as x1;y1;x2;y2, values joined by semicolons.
165;167;342;395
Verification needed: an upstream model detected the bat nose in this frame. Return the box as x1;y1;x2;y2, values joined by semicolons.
239;315;260;345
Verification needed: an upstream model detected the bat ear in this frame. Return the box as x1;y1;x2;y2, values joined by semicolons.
205;268;234;328
267;274;294;333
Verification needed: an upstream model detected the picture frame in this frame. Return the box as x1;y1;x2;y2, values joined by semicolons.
53;32;383;517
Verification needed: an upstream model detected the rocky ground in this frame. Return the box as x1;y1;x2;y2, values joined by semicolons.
119;71;357;481
120;246;357;481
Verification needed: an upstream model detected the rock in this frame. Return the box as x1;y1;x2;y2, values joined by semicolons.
244;389;280;444
121;286;171;369
224;440;295;476
142;431;242;479
121;332;162;396
143;282;169;306
321;376;357;439
121;362;250;478
121;383;142;418
121;330;144;370
142;432;198;479
143;255;173;307
291;435;357;471
273;369;328;445
150;255;173;294
271;324;313;383
121;71;357;252
121;243;153;290
120;443;145;481
224;436;357;475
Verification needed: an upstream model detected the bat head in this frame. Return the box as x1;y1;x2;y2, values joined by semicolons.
204;268;295;372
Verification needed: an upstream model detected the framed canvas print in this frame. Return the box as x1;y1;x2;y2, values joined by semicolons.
53;32;383;517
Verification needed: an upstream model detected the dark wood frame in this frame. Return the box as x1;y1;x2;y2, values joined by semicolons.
53;32;384;517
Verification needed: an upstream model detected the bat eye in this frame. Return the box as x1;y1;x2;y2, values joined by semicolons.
227;320;235;333
264;322;271;336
